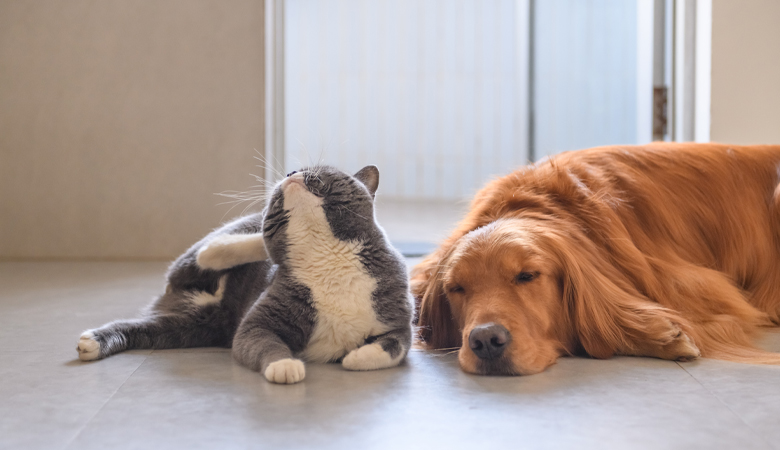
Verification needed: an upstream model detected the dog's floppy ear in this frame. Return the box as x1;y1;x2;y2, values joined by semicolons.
548;228;684;359
413;247;463;349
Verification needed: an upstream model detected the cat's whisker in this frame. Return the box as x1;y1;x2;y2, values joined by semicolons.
320;137;334;167
253;160;285;182
216;196;264;204
305;146;315;169
250;182;277;191
219;200;252;221
312;169;324;185
433;347;461;352
296;138;310;167
217;197;268;206
239;197;268;216
251;149;274;168
341;206;369;221
290;154;304;174
215;180;273;220
216;189;269;199
216;193;265;203
248;176;278;190
422;348;461;358
264;148;284;178
253;149;286;181
254;162;282;176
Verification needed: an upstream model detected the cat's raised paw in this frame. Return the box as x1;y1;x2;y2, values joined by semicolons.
196;236;236;271
264;358;305;384
342;343;398;371
196;233;268;271
77;331;100;361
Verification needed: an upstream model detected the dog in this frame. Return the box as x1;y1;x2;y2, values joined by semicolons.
412;142;780;376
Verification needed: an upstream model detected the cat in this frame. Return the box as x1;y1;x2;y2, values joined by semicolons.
76;165;414;384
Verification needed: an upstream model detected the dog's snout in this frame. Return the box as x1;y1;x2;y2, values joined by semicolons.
468;323;511;360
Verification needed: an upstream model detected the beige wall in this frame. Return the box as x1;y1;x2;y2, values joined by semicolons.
0;1;265;259
711;0;780;144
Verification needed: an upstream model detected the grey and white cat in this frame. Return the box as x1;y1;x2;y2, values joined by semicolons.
76;165;413;384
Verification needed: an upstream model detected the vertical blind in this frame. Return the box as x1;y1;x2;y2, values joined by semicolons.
285;0;641;199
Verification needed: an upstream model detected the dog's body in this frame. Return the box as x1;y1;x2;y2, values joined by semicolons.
413;143;780;376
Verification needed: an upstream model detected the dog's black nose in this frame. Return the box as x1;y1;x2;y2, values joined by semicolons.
468;323;511;360
286;170;297;177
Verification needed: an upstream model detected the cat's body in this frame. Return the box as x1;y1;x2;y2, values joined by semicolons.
77;165;413;384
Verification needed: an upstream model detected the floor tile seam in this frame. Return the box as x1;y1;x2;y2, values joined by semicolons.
61;353;152;450
676;362;776;450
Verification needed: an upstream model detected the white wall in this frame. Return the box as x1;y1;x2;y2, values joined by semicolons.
0;1;265;259
710;0;780;144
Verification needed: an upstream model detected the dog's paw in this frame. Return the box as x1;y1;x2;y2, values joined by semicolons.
646;321;701;362
264;358;306;384
77;331;101;361
630;320;702;362
342;343;399;371
664;329;701;362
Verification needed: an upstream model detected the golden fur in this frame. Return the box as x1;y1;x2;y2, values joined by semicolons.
412;143;780;375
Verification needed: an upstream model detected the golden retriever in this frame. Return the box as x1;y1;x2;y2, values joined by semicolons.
412;142;780;376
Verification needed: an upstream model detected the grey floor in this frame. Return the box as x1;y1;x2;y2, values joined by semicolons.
3;262;780;449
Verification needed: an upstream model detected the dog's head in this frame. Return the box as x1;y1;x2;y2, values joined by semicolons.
417;218;570;375
414;211;652;376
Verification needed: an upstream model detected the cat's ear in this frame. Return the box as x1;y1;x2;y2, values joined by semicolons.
354;165;380;198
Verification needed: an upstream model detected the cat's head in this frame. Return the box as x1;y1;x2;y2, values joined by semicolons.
262;165;381;261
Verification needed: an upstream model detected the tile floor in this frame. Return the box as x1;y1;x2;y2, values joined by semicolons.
2;261;780;450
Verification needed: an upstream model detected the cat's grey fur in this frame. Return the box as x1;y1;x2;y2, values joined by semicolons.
77;165;413;384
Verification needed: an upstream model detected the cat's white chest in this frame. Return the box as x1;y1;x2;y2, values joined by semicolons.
284;201;388;363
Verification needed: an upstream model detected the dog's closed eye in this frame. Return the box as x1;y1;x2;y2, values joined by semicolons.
448;285;465;294
514;272;537;284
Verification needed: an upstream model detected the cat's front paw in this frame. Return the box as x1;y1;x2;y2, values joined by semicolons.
77;331;101;361
342;343;399;371
264;358;306;384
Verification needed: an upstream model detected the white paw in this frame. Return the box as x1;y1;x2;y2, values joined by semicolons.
77;331;100;361
264;358;306;384
196;238;235;271
196;234;268;271
342;343;398;371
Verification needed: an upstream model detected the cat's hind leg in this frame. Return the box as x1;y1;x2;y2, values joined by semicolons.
78;317;161;361
342;328;412;371
77;309;236;361
77;274;238;361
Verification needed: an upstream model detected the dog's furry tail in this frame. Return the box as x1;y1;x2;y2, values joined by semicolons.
701;328;780;365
